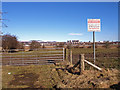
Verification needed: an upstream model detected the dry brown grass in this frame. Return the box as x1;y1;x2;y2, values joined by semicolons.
2;60;120;89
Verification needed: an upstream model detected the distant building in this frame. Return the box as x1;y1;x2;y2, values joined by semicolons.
67;40;79;44
24;44;30;51
67;40;72;44
72;40;79;44
19;40;118;49
99;41;104;43
20;41;31;45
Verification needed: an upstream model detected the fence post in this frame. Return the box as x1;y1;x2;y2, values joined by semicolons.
79;54;85;74
63;48;64;61
63;48;66;60
22;49;24;65
64;48;66;60
70;49;72;65
10;49;11;65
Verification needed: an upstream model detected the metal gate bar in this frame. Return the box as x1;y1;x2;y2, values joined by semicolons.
2;48;64;65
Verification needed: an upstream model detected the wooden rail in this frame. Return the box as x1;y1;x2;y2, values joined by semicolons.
84;59;102;71
70;54;102;75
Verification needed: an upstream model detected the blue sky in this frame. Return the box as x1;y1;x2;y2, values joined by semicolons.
2;0;120;2
2;2;118;42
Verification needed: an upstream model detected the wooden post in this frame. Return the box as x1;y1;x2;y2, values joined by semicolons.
64;48;66;60
79;54;85;74
70;49;72;65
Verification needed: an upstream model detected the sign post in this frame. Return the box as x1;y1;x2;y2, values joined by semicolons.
93;31;95;64
87;19;101;64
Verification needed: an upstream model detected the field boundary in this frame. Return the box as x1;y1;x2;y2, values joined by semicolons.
2;48;65;66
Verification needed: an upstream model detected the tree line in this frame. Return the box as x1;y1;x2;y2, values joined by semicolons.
1;33;113;51
2;33;41;50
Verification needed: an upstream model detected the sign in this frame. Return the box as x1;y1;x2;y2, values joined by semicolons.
87;19;101;32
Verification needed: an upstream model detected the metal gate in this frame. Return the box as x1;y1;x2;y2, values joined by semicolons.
2;48;64;65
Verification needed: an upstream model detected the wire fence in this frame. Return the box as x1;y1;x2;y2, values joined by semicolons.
67;47;119;69
1;48;64;65
1;47;119;69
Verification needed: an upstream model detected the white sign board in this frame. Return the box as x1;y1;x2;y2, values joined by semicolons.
87;19;101;32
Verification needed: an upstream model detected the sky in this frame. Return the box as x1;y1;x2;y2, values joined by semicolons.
2;0;120;2
2;2;118;42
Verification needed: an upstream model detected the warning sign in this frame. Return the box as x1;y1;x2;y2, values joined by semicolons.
87;19;101;32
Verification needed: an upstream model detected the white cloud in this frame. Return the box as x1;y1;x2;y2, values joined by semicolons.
68;33;83;36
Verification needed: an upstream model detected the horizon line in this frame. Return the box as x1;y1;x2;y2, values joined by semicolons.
19;40;118;42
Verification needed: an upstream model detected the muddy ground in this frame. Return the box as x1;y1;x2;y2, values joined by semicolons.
2;61;120;89
51;62;120;89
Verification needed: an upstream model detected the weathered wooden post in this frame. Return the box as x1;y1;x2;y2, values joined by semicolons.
70;49;72;65
79;54;85;74
64;48;66;60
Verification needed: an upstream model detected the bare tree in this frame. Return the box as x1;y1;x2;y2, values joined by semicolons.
30;40;41;50
2;33;19;50
18;42;24;49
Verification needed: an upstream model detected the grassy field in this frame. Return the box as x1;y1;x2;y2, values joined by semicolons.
71;48;118;54
69;48;119;69
2;47;120;88
2;63;120;88
2;48;63;57
2;65;60;88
